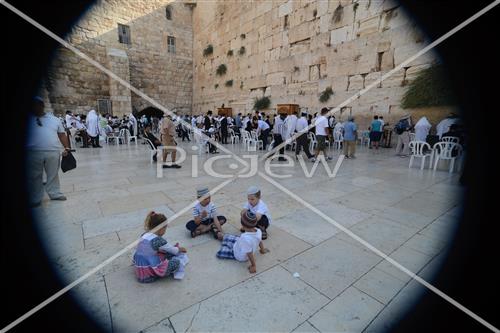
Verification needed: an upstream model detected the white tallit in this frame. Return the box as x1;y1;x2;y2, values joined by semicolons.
414;116;431;141
86;110;100;137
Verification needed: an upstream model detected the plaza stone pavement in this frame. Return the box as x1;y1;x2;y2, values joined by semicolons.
32;140;463;332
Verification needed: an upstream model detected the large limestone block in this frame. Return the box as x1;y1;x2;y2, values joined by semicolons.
380;6;407;32
348;74;364;91
330;25;353;45
310;32;330;50
364;71;382;89
330;3;356;30
279;0;293;17
267;71;286;86
332;75;349;91
394;43;435;67
380;68;405;88
309;64;320;81
381;48;395;71
289;21;313;44
348;53;377;75
317;0;329;17
356;14;381;38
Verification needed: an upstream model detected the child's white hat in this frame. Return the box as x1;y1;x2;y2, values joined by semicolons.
247;186;260;195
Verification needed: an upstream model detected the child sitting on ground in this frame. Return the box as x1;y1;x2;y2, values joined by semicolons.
243;186;272;240
133;211;188;283
185;187;226;238
216;210;269;273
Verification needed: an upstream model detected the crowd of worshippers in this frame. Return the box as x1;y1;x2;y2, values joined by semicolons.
61;110;139;148
389;113;465;157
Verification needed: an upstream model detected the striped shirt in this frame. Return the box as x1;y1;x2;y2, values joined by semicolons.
193;202;217;221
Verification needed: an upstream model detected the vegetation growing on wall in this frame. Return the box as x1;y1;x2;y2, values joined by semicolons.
238;46;246;55
401;65;457;109
319;87;334;103
203;44;213;57
227;50;233;56
333;5;343;23
225;79;233;87
216;64;227;76
253;96;270;111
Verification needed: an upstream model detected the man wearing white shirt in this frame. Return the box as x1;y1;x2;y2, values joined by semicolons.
271;113;287;161
295;112;314;161
253;117;270;150
314;108;332;160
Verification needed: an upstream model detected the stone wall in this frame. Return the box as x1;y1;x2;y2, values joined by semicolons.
46;0;193;117
191;0;437;129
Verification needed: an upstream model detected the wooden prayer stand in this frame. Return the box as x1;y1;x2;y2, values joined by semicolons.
217;107;233;117
276;104;299;115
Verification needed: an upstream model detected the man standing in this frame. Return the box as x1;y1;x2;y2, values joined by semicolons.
160;115;181;168
204;110;213;131
314;108;332;161
395;114;412;157
343;116;358;158
271;113;287;161
86;109;102;148
220;115;228;144
235;113;242;129
26;97;71;207
295;112;314;161
253;116;270;150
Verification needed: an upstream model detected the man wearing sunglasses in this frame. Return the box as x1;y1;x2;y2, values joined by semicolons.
26;96;71;207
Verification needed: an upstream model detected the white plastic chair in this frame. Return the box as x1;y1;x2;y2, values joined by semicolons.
145;139;159;164
409;133;416;141
441;136;459;143
358;130;370;147
408;141;432;170
117;129;127;145
432;142;462;173
228;128;239;144
241;130;251;147
126;129;138;145
334;131;343;150
248;131;263;151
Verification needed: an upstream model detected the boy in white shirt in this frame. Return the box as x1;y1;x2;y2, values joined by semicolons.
216;210;269;273
243;186;271;240
185;187;226;238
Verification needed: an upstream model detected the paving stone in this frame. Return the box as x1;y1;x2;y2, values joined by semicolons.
308;287;384;332
282;238;380;299
169;266;330;333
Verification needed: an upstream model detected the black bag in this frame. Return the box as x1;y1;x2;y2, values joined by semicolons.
61;151;77;173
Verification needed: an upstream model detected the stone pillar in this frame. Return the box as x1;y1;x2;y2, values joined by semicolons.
106;47;132;117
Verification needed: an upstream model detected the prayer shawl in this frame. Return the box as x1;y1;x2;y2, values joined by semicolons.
86;110;100;137
436;117;458;138
129;113;138;136
414;116;431;141
284;115;297;140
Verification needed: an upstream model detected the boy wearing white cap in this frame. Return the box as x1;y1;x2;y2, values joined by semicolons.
216;210;269;273
243;186;272;240
185;187;226;238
